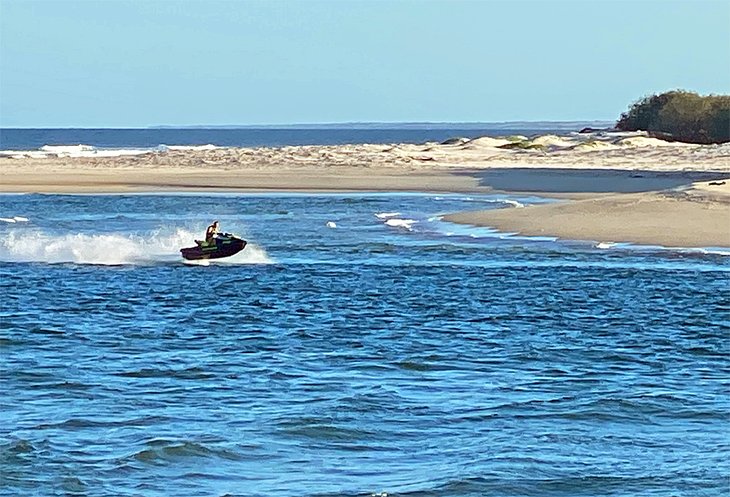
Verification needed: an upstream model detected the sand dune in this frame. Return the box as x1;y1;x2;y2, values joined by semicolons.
2;130;729;173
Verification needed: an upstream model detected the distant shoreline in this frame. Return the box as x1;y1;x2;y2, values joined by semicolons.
0;123;609;152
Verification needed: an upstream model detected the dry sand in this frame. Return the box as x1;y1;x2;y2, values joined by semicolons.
2;132;729;247
445;180;730;248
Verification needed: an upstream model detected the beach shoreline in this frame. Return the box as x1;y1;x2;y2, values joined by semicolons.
2;135;729;247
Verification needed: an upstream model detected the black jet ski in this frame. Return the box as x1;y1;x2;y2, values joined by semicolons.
180;233;247;261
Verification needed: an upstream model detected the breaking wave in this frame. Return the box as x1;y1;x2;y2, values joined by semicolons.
0;216;29;223
161;144;218;151
464;198;525;208
0;227;273;265
384;218;418;231
0;144;158;159
0;143;220;159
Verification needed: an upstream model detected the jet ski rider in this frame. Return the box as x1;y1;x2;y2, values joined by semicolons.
205;220;220;246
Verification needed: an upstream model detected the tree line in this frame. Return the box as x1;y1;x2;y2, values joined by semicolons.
616;90;729;144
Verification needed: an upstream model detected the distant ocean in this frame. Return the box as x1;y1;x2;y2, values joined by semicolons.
0;122;610;150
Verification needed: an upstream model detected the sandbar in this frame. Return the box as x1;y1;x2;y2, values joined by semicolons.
1;132;729;247
445;180;730;248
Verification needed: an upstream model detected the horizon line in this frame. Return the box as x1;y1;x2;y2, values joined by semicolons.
1;120;615;130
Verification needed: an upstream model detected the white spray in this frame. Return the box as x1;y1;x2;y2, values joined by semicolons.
0;227;274;265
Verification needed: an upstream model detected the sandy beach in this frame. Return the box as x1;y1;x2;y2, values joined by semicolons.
445;180;730;248
2;132;729;247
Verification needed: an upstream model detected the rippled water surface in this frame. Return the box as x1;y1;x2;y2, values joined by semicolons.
1;193;728;497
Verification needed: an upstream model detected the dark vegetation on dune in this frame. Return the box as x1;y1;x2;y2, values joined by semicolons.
616;90;730;144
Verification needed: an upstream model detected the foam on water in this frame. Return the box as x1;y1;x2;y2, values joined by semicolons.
0;143;224;159
1;144;158;159
0;143;219;159
0;227;273;265
0;216;29;223
163;144;219;151
40;144;96;154
594;241;730;256
664;246;730;257
384;218;418;230
464;198;525;208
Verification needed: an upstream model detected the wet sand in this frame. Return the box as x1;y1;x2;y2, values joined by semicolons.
0;167;484;194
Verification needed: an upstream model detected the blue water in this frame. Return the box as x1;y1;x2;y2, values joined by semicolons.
0;124;594;150
1;193;728;497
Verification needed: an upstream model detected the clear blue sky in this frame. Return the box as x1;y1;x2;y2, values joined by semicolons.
1;0;728;127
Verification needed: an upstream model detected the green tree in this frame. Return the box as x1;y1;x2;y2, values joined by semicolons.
616;91;730;144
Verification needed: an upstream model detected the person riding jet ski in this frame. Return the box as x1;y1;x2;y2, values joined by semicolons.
204;220;220;246
179;220;247;260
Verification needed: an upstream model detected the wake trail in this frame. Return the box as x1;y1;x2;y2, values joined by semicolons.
0;227;273;265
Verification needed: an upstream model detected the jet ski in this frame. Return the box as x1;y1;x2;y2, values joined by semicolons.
180;232;247;261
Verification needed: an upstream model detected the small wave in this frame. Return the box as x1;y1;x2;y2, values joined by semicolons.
1;143;220;159
35;415;168;429
384;218;418;230
0;438;36;456
40;144;156;158
1;216;28;223
670;246;730;257
375;212;401;219
278;419;375;442
40;144;95;154
472;198;525;208
594;241;730;256
2;144;157;159
0;150;52;159
699;249;730;256
395;360;449;372
129;439;245;464
114;367;214;380
162;144;218;151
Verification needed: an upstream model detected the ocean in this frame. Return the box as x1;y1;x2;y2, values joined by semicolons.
1;192;728;497
0;124;602;151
